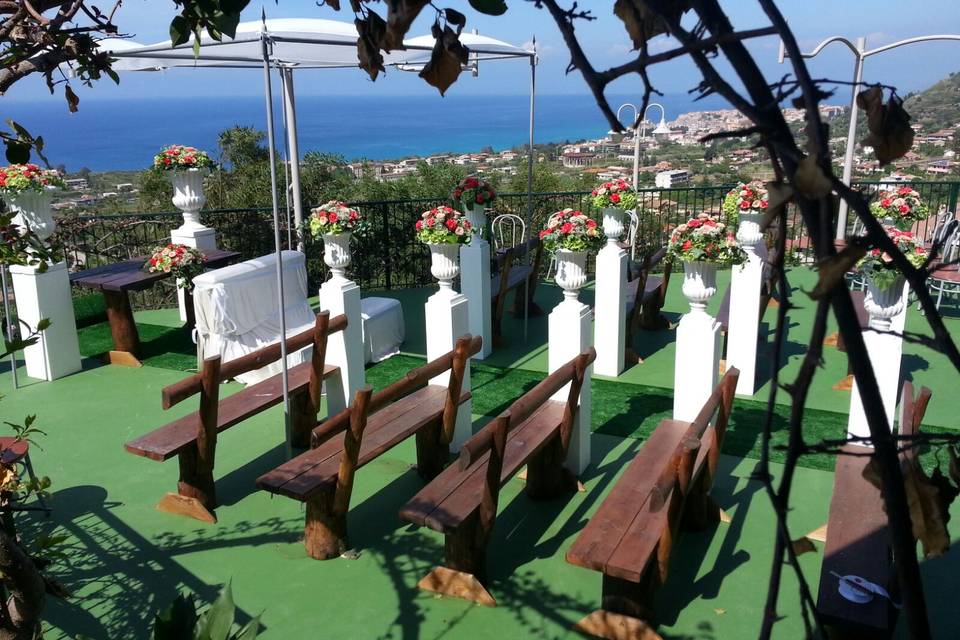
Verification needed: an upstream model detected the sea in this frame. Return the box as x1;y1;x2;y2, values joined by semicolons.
2;92;733;172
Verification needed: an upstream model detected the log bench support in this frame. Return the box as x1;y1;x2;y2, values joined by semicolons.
624;248;672;367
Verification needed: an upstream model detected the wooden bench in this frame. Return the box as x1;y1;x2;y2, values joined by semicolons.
565;368;739;639
624;247;672;364
256;335;482;560
815;381;930;639
491;237;545;343
124;311;347;523
399;347;596;606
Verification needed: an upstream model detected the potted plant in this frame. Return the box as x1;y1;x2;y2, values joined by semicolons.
452;176;496;236
153;145;216;229
539;208;602;301
590;179;637;245
144;243;207;290
308;201;364;280
856;225;926;329
667;214;747;312
722;180;768;245
0;164;65;243
869;186;928;231
415;205;472;289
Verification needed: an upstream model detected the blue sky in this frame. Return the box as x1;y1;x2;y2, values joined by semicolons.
8;1;960;103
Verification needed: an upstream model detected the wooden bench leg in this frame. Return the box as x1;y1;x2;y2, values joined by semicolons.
573;573;662;640
156;444;217;524
525;434;577;500
304;486;347;560
414;418;448;481
682;472;721;531
417;512;497;607
290;392;315;449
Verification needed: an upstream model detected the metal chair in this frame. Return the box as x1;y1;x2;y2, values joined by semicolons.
927;219;960;312
491;213;533;340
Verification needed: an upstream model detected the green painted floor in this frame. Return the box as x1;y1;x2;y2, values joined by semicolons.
0;264;956;637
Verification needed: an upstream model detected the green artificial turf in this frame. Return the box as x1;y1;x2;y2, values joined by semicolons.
78;321;198;371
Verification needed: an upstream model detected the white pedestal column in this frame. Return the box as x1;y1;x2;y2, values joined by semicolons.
673;263;722;422
593;241;628;377
460;240;492;360
726;228;764;396
549;296;593;475
319;275;366;417
9;261;82;381
171;225;217;322
847;282;909;440
425;286;472;449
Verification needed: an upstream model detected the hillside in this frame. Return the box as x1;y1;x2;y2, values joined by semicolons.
904;71;960;131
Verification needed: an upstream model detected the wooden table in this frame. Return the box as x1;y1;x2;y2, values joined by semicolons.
71;249;240;367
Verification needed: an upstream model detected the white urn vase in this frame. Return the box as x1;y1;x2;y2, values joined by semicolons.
323;232;352;280
601;207;625;246
428;242;461;290
169;168;208;229
736;210;764;247
681;260;718;312
5;189;56;242
555;249;589;302
864;273;906;330
464;203;486;238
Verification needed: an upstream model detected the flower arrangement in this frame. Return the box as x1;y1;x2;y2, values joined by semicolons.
591;179;637;210
0;164;64;195
415;205;472;244
869;186;928;229
667;213;747;265
452;176;496;209
308;201;363;237
721;180;768;227
144;243;206;289
153;145;215;171
539;208;602;253
857;225;926;289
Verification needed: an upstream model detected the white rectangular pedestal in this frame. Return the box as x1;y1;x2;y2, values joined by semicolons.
320;277;366;416
460;241;492;360
171;225;218;322
673;309;721;422
425;288;472;449
847;329;902;440
726;245;763;396
9;262;82;381
549;298;593;475
593;243;627;377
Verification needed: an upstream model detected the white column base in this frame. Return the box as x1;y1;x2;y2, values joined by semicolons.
320;276;366;417
727;244;763;396
549;297;593;475
460;240;492;360
425;287;472;450
673;308;721;422
593;242;628;377
171;225;217;321
9;261;82;381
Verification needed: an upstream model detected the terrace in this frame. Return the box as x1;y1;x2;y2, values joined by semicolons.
2;182;960;638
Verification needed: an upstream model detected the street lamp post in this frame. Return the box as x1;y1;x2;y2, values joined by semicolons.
780;33;960;240
611;102;670;190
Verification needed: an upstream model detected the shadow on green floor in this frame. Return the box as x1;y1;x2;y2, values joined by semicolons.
78;322;197;371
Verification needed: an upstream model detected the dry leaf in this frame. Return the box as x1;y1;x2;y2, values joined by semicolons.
793;155;832;199
419;24;469;96
790;536;818;556
0;464;16;491
355;14;387;81
384;0;431;51
613;0;690;51
760;181;794;231
64;85;79;113
857;86;915;166
808;244;866;299
714;608;726;616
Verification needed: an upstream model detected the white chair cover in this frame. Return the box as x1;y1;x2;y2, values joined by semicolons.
193;250;315;384
360;297;405;363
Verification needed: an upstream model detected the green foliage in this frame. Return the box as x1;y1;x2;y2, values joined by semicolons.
904;70;960;131
153;583;260;640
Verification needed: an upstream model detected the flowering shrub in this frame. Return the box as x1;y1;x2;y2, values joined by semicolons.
591;179;637;210
452;176;496;209
721;180;768;228
415;206;472;245
857;225;927;289
0;164;64;195
308;201;363;237
870;186;928;229
539;208;602;253
667;213;747;266
144;243;206;289
153;145;215;171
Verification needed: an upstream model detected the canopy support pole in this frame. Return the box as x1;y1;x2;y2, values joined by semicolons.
281;66;305;252
525;41;536;230
261;32;292;459
279;70;294;249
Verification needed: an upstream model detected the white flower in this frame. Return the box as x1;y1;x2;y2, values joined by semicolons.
455;227;465;236
547;217;559;229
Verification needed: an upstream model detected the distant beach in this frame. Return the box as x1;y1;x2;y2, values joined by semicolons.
4;93;735;172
